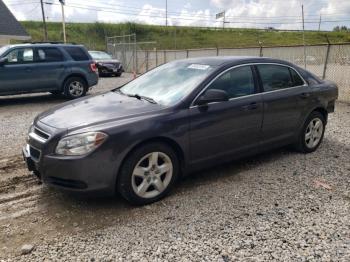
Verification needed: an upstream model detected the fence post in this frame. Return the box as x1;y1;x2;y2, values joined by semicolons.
259;43;263;57
164;50;166;64
322;37;331;80
216;47;219;56
145;50;149;72
186;49;189;58
155;48;158;66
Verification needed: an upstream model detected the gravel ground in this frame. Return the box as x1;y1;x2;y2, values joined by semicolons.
0;74;133;159
0;80;349;261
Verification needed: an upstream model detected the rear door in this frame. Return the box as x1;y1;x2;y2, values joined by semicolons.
0;47;37;93
256;64;308;145
34;47;68;90
189;65;263;164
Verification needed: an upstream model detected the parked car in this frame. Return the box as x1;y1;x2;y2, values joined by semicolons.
89;51;124;77
0;43;98;99
23;57;338;205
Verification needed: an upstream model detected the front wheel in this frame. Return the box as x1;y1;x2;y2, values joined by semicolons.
63;77;87;99
117;143;179;205
294;111;326;153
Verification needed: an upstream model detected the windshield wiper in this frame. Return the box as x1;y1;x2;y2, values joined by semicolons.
114;89;157;104
127;93;157;104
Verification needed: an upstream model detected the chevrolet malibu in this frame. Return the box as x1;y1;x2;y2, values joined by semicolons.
23;57;338;205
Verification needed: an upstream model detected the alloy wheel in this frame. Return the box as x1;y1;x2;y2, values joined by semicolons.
68;81;84;97
131;152;173;199
305;117;324;149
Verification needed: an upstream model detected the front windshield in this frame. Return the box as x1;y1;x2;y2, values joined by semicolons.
120;61;214;106
0;45;10;56
90;51;112;60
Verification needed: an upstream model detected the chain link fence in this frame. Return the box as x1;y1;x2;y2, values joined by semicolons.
107;36;350;102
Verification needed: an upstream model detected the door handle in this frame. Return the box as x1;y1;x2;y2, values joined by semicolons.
241;102;258;111
299;92;310;99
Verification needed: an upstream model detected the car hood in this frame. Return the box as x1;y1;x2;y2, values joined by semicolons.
37;92;163;130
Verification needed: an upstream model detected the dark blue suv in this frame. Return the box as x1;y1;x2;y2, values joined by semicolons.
0;43;98;99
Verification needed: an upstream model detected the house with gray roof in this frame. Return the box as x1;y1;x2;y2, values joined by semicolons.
0;0;30;45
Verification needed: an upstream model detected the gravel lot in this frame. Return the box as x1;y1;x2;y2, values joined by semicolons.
0;76;349;261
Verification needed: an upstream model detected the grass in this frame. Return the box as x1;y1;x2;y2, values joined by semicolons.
19;21;350;51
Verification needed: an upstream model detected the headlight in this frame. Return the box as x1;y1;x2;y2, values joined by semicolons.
55;132;108;156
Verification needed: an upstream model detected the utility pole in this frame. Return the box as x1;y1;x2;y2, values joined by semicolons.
40;0;48;41
223;11;226;29
59;0;66;43
302;4;306;69
165;0;168;26
318;14;322;31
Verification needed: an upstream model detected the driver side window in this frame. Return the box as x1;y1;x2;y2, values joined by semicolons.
207;66;255;99
6;48;34;64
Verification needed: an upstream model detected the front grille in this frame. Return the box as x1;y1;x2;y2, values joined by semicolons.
34;127;50;140
105;63;119;68
29;126;51;143
29;146;41;161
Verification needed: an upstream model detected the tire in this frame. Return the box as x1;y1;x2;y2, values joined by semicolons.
63;77;87;99
117;143;179;205
294;111;326;153
115;72;122;77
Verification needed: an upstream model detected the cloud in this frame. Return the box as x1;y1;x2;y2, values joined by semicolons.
3;0;350;30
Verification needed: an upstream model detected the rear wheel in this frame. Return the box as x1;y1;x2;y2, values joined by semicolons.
294;111;326;153
63;77;87;99
117;143;179;205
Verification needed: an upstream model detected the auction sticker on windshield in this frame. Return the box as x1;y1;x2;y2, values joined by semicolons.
187;64;211;70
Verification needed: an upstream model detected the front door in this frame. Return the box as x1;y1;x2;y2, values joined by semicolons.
0;47;37;94
189;65;263;164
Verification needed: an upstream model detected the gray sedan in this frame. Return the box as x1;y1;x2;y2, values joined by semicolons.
23;56;338;205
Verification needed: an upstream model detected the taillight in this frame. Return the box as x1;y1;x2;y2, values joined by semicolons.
90;62;97;72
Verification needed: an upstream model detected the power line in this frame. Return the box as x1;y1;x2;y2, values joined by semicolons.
64;0;350;20
48;3;350;26
7;0;350;23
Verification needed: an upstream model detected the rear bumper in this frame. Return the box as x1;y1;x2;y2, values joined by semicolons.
22;144;117;195
86;72;99;87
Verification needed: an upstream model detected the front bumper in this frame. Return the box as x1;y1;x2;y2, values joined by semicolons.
98;65;123;75
22;142;117;195
22;145;39;175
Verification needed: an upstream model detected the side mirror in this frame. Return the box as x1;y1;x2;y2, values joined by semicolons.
196;89;229;106
0;57;7;66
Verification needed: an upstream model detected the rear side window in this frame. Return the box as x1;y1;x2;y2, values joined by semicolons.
63;46;89;61
289;68;305;86
257;64;297;92
37;47;64;62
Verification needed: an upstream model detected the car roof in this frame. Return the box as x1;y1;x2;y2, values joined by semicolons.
6;43;84;48
177;56;294;67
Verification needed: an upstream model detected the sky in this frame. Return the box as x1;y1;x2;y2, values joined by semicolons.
3;0;350;31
